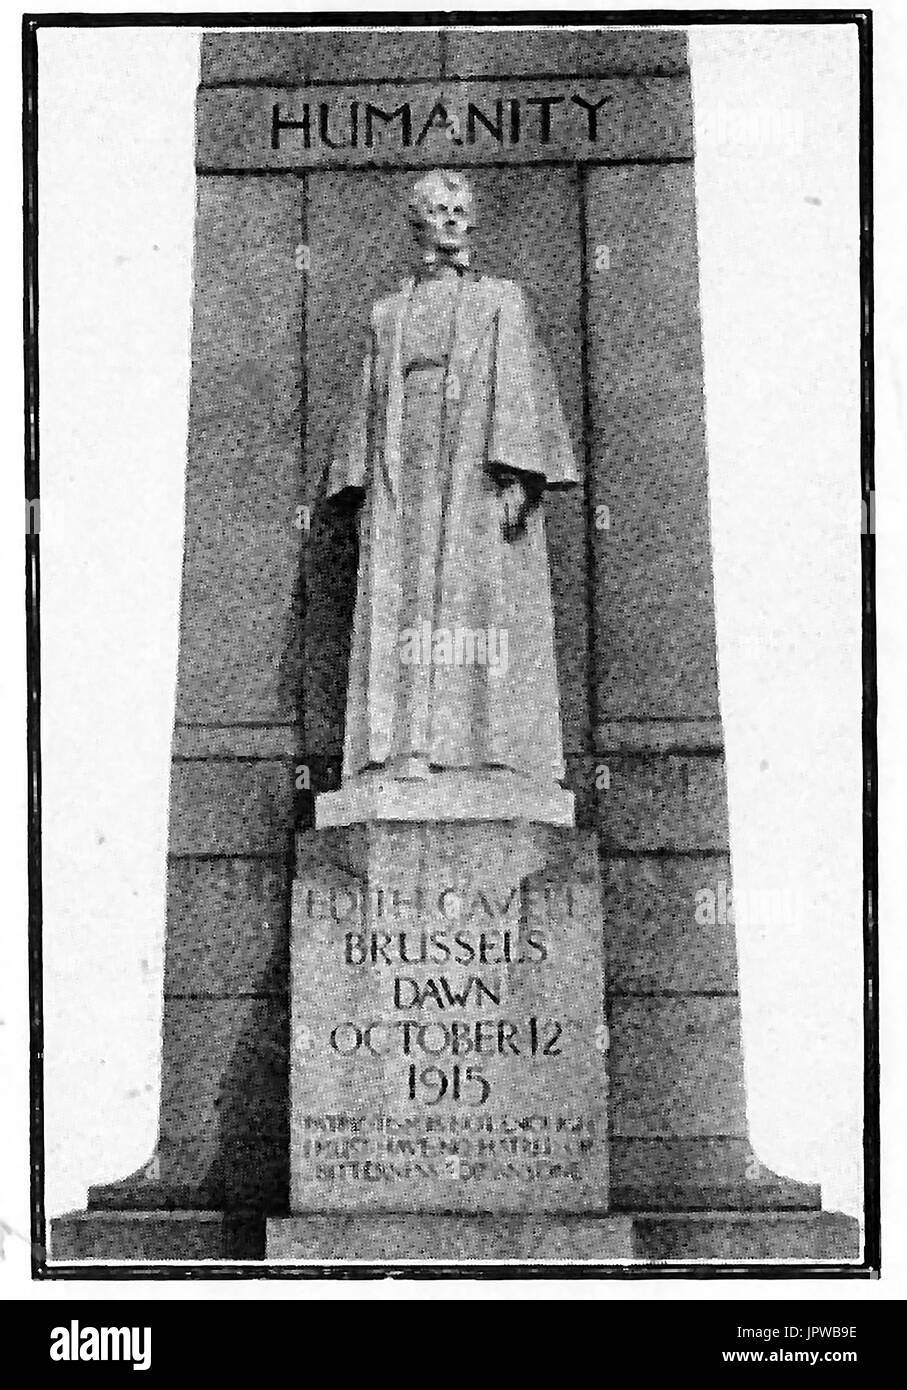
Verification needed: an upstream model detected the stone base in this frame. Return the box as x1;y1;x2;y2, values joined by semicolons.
315;769;575;828
267;1214;635;1261
49;1210;265;1262
49;1207;861;1264
290;822;609;1213
630;1211;862;1262
609;1142;823;1212
266;1211;861;1263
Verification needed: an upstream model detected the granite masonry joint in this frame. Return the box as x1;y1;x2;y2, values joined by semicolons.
199;70;692;92
195;157;696;178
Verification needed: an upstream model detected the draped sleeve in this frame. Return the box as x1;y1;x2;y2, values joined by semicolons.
487;283;580;489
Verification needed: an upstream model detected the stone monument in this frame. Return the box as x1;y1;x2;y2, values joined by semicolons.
51;24;860;1265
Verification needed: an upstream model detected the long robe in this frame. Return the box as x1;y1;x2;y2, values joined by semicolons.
327;270;579;784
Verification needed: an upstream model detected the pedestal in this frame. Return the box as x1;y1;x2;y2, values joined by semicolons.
316;769;575;829
280;816;610;1239
262;810;861;1264
267;1214;635;1262
265;1212;858;1264
269;782;619;1262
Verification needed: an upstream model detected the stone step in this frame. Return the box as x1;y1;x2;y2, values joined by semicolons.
49;1207;860;1265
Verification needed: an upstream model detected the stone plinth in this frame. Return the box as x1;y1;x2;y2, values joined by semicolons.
265;1211;860;1264
50;1211;265;1262
267;1214;635;1262
316;770;575;828
288;823;609;1224
630;1211;861;1263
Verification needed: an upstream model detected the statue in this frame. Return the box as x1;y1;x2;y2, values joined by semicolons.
327;170;579;795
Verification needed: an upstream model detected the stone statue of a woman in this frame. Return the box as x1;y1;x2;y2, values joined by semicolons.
328;169;579;804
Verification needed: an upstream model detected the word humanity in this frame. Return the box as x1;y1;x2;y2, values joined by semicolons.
272;88;620;152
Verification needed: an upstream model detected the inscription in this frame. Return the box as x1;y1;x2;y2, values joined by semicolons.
298;1112;597;1185
271;90;620;152
290;854;609;1210
197;78;693;169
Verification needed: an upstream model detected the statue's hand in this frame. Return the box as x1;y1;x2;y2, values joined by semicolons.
497;470;537;542
330;483;366;514
499;475;525;537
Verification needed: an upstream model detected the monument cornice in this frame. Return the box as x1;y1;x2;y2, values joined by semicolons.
196;75;693;171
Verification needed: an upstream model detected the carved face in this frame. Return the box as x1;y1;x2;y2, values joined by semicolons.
410;172;474;256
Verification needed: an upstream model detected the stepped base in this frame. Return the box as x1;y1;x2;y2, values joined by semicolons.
49;1208;860;1264
268;1211;860;1263
631;1210;861;1261
267;1214;635;1261
49;1210;265;1261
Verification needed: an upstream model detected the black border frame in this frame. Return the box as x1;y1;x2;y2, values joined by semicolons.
23;8;878;1282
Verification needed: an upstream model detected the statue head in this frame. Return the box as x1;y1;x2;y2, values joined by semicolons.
409;170;474;262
